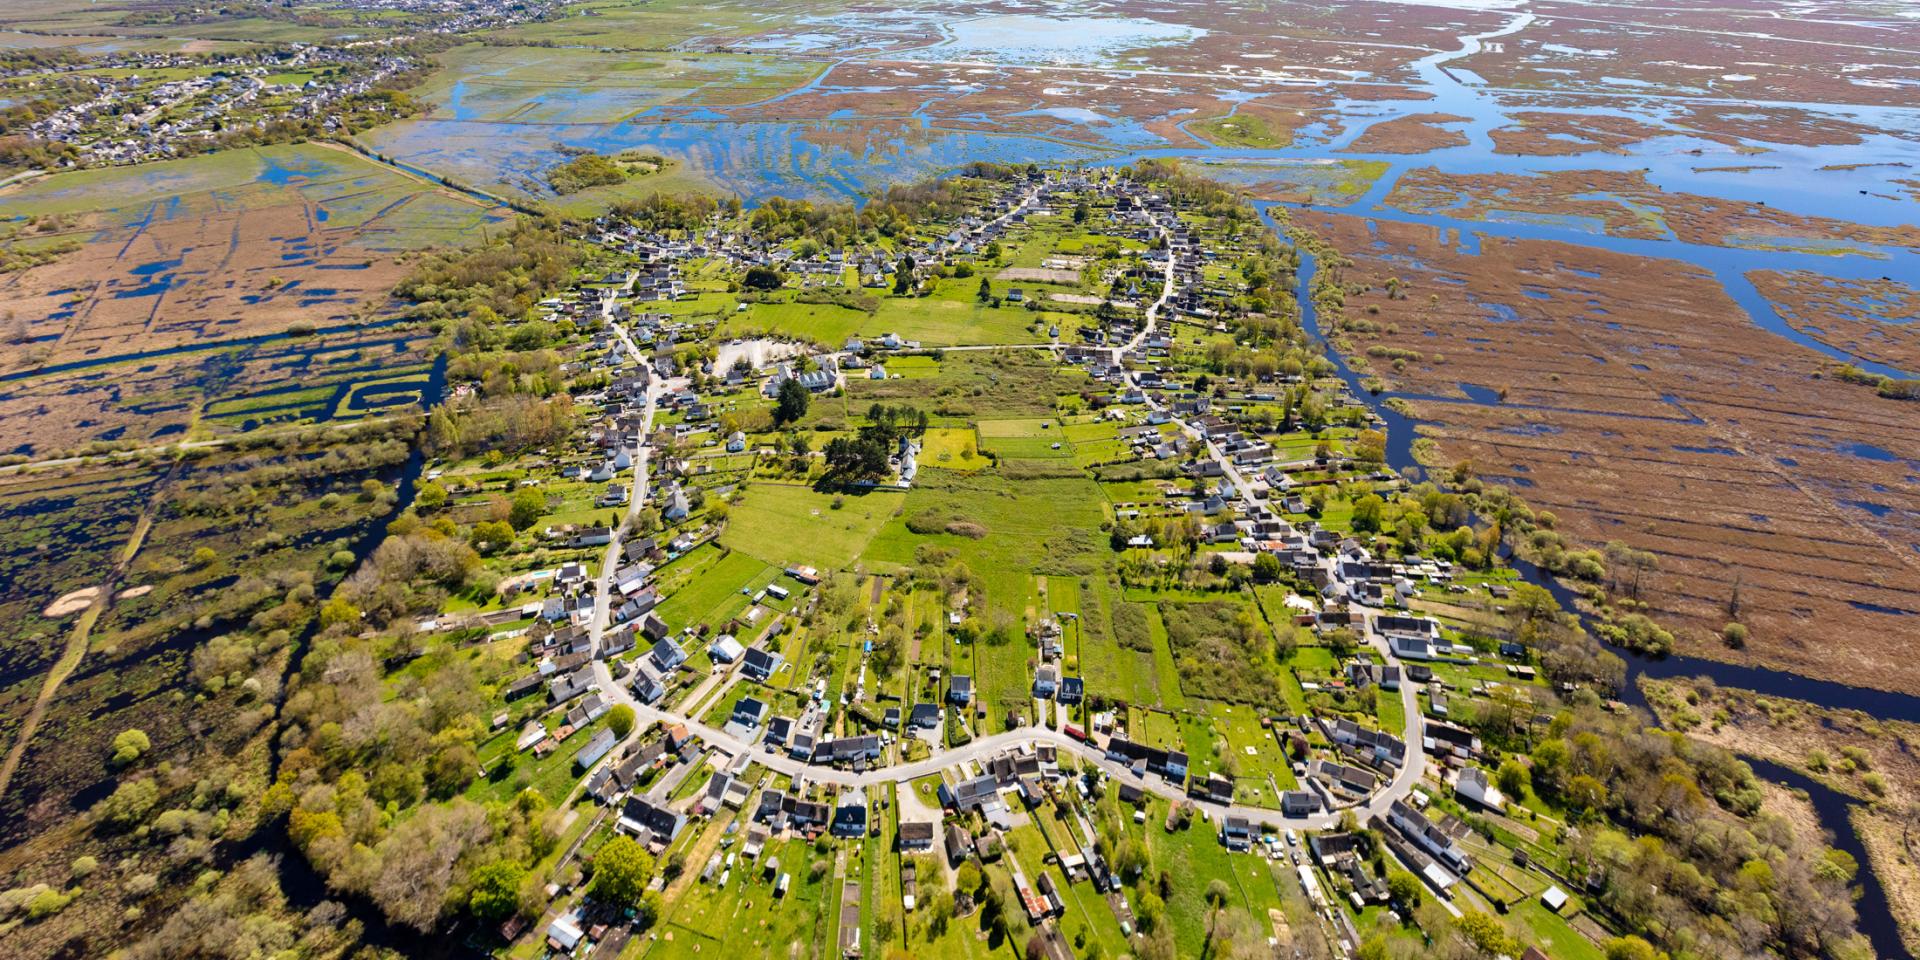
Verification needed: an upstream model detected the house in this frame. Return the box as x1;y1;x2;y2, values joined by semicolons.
1197;773;1235;805
1057;676;1084;705
1307;758;1378;798
1032;665;1058;699
549;669;594;703
726;430;747;452
732;696;768;729
630;661;667;704
1105;738;1189;781
663;486;691;520
743;647;784;682
617;795;686;846
1456;767;1505;812
909;703;941;729
818;735;882;765
710;634;745;663
650;637;687;673
1387;798;1471;874
1348;661;1402;691
639;612;671;640
1222;816;1254;851
566;693;610;729
948;674;973;705
1424;719;1483;759
574;729;617;771
900;821;937;852
944;823;975;863
504;673;544;701
1282;791;1322;817
1326;717;1407;766
952;774;1003;812
831;788;869;837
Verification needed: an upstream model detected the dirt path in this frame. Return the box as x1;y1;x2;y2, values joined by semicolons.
0;460;177;800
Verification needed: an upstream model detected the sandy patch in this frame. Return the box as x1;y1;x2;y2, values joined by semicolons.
43;586;100;618
115;584;153;601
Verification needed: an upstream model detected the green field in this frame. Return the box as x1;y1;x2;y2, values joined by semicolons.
652;546;776;632
720;482;904;571
724;280;1051;348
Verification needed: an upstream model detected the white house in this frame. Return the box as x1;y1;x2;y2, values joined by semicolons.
1456;767;1505;812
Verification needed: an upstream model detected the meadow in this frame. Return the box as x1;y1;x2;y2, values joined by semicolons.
719;482;904;572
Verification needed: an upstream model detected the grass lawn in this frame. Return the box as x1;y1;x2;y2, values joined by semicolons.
1145;605;1188;710
641;836;834;959
466;715;606;808
1508;901;1607;960
1189;112;1291;149
653;547;775;633
720;482;903;571
920;427;991;471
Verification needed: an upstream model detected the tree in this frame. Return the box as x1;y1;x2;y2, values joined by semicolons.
1386;869;1422;908
470;520;515;553
97;778;160;829
977;275;992;302
1496;760;1530;800
742;266;783;291
468;861;526;922
589;836;655;909
416;481;448;511
955;860;983;895
1251;552;1282;584
319;596;360;629
427;741;478;798
1604;935;1663;960
1351;494;1385;532
508;489;547;531
110;729;150;766
1721;621;1748;648
775;377;810;426
608;704;636;738
1454;911;1518;957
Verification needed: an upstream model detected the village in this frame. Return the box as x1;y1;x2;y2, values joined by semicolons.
391;166;1611;960
0;0;566;168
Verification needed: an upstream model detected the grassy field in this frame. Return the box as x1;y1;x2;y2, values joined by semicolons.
919;428;991;471
652;547;776;632
720;482;903;571
724;280;1049;347
1190;112;1291;149
642;834;836;959
976;417;1071;459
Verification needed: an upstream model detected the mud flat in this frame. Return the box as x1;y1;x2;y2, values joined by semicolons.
1488;110;1673;155
1748;271;1920;374
1454;1;1920;109
1383;167;1920;252
1340;113;1469;154
1295;208;1920;695
0;144;507;373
